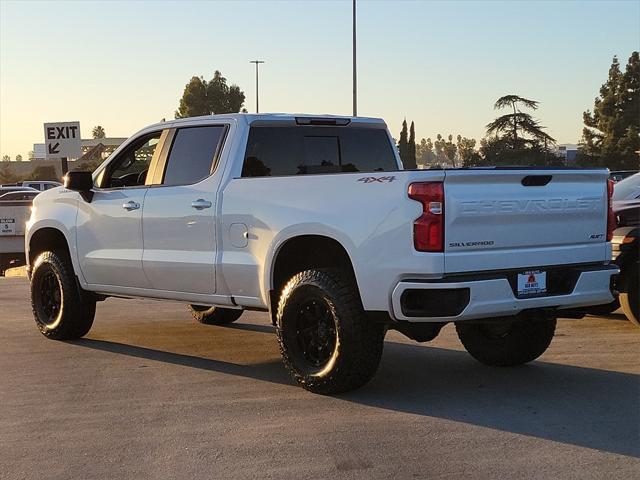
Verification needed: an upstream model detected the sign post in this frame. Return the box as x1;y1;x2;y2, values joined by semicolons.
44;122;81;175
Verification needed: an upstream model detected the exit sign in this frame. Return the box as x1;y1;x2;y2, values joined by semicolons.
44;121;82;159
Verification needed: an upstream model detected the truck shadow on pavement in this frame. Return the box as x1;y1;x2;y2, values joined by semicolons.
74;323;639;459
75;336;289;385
353;341;640;459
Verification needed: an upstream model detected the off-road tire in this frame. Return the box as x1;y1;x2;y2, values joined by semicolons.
620;265;639;327
30;251;96;340
456;314;556;366
276;269;385;394
188;305;243;325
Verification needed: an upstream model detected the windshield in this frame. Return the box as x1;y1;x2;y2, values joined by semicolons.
613;173;640;201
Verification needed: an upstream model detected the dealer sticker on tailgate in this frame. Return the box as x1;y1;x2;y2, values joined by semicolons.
517;270;547;296
1;218;16;235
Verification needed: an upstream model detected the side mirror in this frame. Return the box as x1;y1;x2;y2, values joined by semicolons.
63;171;94;202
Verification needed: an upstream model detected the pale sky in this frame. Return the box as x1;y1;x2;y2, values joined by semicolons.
1;0;639;159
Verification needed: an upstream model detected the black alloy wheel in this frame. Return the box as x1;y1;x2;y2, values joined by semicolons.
290;296;338;370
34;269;62;327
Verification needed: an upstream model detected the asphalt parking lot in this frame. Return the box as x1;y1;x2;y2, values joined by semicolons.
1;277;639;479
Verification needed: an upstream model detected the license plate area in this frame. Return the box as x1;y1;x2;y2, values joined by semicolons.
517;270;547;297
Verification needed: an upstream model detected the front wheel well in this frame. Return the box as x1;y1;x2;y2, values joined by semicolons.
270;235;358;317
29;228;70;266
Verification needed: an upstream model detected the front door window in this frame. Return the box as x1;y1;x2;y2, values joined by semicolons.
99;133;161;188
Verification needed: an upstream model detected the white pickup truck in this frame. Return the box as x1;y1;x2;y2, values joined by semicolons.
25;114;618;393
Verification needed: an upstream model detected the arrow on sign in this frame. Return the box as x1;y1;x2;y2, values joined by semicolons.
48;143;60;154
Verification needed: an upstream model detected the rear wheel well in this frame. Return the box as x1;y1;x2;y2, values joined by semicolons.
29;228;70;266
271;235;358;318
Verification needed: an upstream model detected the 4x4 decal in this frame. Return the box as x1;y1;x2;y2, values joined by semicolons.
357;176;396;184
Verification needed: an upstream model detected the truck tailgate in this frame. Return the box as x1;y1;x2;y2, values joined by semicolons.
0;200;32;257
0;202;31;236
443;169;610;273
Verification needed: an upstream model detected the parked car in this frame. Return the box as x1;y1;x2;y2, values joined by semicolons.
25;114;618;393
588;173;639;322
0;186;38;196
0;188;37;274
1;180;62;191
599;174;639;324
0;190;40;201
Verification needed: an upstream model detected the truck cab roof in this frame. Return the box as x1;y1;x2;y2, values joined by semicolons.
144;113;386;132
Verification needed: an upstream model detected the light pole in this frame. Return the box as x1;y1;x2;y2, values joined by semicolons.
352;0;357;117
249;60;265;113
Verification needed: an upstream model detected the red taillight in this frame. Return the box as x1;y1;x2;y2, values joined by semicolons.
607;179;615;241
408;182;444;252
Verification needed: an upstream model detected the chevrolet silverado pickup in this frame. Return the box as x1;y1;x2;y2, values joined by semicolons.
25;114;618;393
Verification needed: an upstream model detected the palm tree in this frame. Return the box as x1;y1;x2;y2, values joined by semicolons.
486;95;555;148
92;125;106;139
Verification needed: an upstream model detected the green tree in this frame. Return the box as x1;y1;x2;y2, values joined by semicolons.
481;95;561;166
15;154;22;162
433;134;446;165
479;136;564;167
416;138;436;167
398;119;409;166
175;70;246;118
486;95;555;148
406;121;417;169
92;126;106;139
443;134;457;167
433;134;458;167
579;52;640;169
207;71;246;114
2;155;10;162
176;76;209;118
456;135;480;166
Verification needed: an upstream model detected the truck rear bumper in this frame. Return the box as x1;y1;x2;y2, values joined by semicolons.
390;264;619;322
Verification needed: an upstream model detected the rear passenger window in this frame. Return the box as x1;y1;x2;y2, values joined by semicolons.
242;126;398;177
163;126;226;185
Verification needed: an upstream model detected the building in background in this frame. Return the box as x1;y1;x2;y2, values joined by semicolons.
31;137;127;161
555;144;578;165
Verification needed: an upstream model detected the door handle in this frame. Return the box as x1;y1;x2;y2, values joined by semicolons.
191;199;212;210
122;201;140;211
